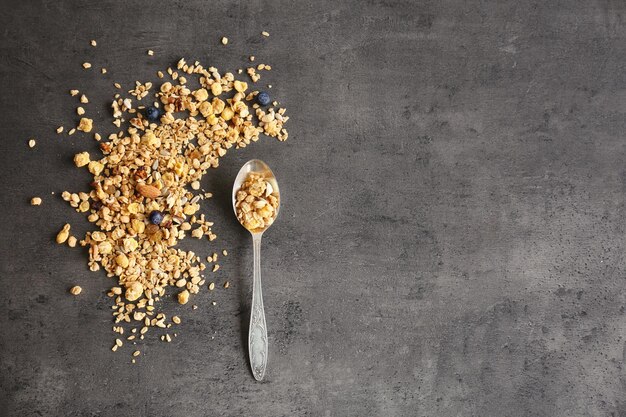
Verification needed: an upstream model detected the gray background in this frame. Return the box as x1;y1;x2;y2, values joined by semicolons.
1;0;626;416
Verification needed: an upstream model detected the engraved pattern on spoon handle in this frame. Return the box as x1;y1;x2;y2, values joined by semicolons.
249;233;268;381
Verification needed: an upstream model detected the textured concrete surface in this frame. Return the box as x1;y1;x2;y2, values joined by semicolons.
2;0;626;416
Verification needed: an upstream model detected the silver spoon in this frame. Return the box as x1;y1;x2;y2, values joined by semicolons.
232;159;280;381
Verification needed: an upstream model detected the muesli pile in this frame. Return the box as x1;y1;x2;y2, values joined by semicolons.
45;37;288;359
235;173;280;231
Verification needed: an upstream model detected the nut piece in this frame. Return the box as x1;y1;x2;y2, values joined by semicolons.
177;290;189;305
74;152;90;167
136;184;161;199
125;281;143;301
70;285;82;295
30;197;42;206
56;224;71;244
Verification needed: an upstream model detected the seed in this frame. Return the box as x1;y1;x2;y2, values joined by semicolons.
222;249;228;256
208;282;215;291
133;350;140;357
262;31;270;37
212;264;220;272
224;281;229;289
56;224;71;244
115;338;123;347
172;316;181;324
221;37;228;45
70;285;82;295
28;139;36;148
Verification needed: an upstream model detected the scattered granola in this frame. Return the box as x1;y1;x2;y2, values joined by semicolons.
53;48;289;355
235;172;279;231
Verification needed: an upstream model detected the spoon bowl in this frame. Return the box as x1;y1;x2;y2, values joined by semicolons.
232;159;280;235
232;159;280;381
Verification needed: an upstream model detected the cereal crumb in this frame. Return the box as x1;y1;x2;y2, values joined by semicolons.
74;152;90;167
56;126;64;134
224;281;230;289
221;37;228;45
70;285;82;295
30;197;42;206
70;89;79;96
222;249;228;256
148;50;154;56
82;62;92;69
101;68;107;74
177;290;189;305
77;107;85;115
90;40;97;47
77;118;93;132
80;94;89;103
67;236;77;247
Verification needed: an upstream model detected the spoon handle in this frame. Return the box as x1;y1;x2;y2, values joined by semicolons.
249;233;268;380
